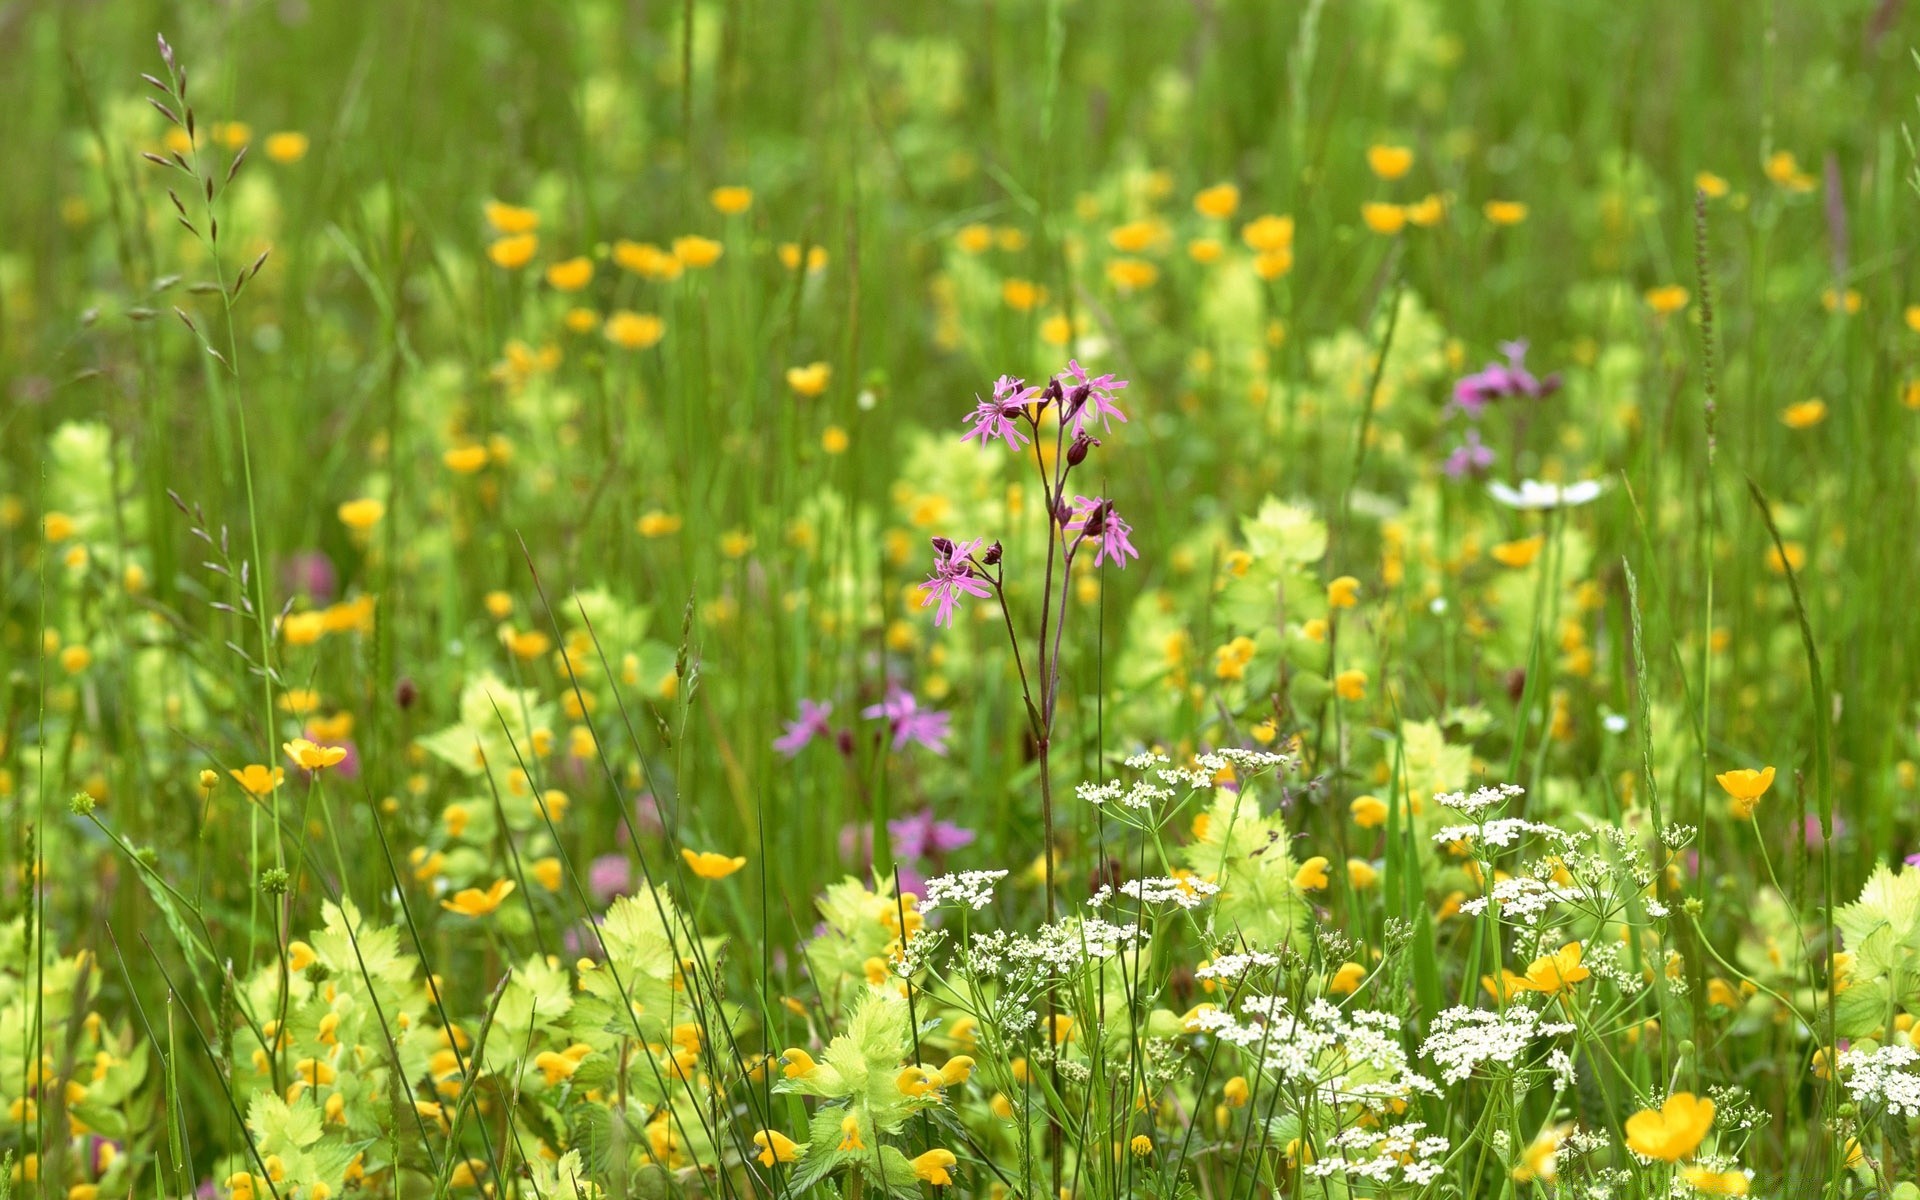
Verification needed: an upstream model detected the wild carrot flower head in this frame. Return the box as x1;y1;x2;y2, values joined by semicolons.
960;375;1038;450
919;537;994;628
1065;496;1139;569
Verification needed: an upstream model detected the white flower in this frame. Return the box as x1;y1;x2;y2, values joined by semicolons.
922;869;1009;912
1488;478;1606;510
1420;1004;1575;1084
1435;783;1526;816
1840;1044;1920;1118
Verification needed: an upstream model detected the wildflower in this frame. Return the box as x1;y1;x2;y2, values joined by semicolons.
545;257;594;291
612;240;682;279
1764;151;1817;192
636;511;681;537
1483;199;1529;225
1350;794;1388;828
786;362;831;397
777;242;827;271
681;849;746;879
779;1048;817;1079
60;645;91;674
1241;213;1294;252
1293;856;1330;890
1716;766;1774;819
822;425;849;454
1329;962;1367;994
774;699;833;757
337;498;384;530
1367;144;1414;179
1510;1124;1570;1183
1695;171;1729;198
605;311;665;350
919;537;994;628
1193;183;1240;219
485;201;539;234
710;186;753;214
1623;1092;1714;1161
1645;285;1690;315
1108;219;1166;253
836;1115;864;1152
862;687;952;754
230;764;285;797
441;879;515;918
1065;497;1139;569
1252;247;1294;279
673;235;724;268
444;445;489;473
1361;203;1406;235
1780;398;1827;429
890;809;975;858
282;739;347;772
961;375;1037;450
263;132;307;164
753;1130;798;1167
1187;237;1224;264
1129;1135;1153;1157
1682;1167;1749;1195
1491;536;1544;568
488;234;538;269
1405;193;1446;226
1327;576;1360;608
1106;258;1158;290
531;858;562;891
1488;479;1603;510
1335;669;1368;701
1453;340;1560;414
1444;428;1495;478
1223;1075;1250;1108
1765;542;1805;574
44;512;76;541
1513;942;1589;995
939;1056;975;1086
1347;859;1379;889
910;1149;956;1186
1058;358;1130;437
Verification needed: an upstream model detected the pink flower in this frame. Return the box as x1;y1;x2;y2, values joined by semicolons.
1059;359;1129;438
1065;496;1138;569
861;687;953;755
961;375;1038;450
1443;428;1495;478
774;698;834;757
920;537;994;627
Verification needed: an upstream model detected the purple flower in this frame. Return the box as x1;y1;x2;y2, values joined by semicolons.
961;375;1038;450
774;698;834;757
920;536;994;627
589;854;632;901
1905;851;1920;867
1065;496;1139;569
1450;339;1562;416
1059;359;1129;438
1443;428;1496;479
888;808;977;859
281;550;338;605
861;687;953;755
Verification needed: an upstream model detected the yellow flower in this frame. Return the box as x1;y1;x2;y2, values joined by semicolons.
563;307;600;333
822;425;850;454
1129;1134;1153;1157
1252;247;1294;280
672;235;724;268
1106;258;1159;290
283;739;347;772
1366;144;1414;180
1001;278;1044;310
1335;669;1367;701
487;233;538;269
444;444;489;473
230;764;285;797
1193;183;1240;219
777;242;828;272
1241;213;1294;253
637;511;682;538
212;121;252;149
1327;575;1360;608
710;186;753;215
720;530;754;558
786;362;831;397
263;132;309;164
485;201;540;234
910;1148;955;1186
1328;961;1367;994
605;311;665;350
1624;1092;1714;1161
1716;766;1774;819
1483;199;1529;226
1222;1075;1250;1108
1906;304;1920;333
836;1115;864;1152
441;879;515;918
1187;237;1224;264
681;848;746;880
1405;193;1446;226
545;256;594;292
1514;942;1589;995
1346;859;1378;889
955;223;995;254
1361;203;1406;235
1764;151;1816;192
1682;1166;1749;1195
531;858;563;891
1292;856;1330;891
779;1048;817;1079
753;1130;799;1167
1108;219;1165;253
1765;541;1805;575
1780;398;1827;429
1491;535;1544;568
1645;285;1690;315
59;645;91;674
1821;287;1861;315
1694;171;1729;199
612;240;682;280
44;512;76;542
1510;1123;1570;1184
1214;636;1256;681
337;498;384;530
1349;794;1388;828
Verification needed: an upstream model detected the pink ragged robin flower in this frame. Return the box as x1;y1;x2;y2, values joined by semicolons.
1065;497;1138;569
961;375;1038;450
1059;359;1129;437
774;698;834;757
920;537;994;627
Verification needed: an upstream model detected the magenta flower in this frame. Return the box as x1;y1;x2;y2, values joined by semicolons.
920;536;994;627
1450;339;1562;416
774;698;834;757
961;375;1038;450
1065;496;1138;569
888;809;976;859
1443;428;1495;479
1060;359;1129;437
862;687;953;755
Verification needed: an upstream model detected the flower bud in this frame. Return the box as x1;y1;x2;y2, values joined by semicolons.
1040;377;1064;406
1067;432;1096;466
982;541;1002;566
930;536;955;557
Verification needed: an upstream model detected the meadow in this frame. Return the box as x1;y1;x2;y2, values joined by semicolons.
6;1;1920;1196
